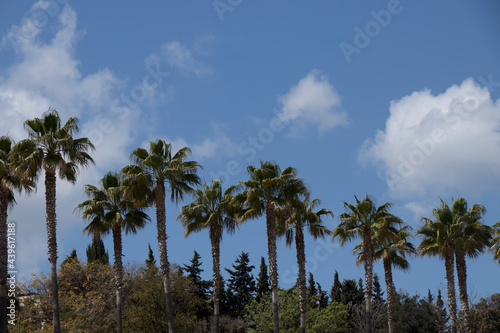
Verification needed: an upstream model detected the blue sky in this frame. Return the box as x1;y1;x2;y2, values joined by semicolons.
1;0;500;301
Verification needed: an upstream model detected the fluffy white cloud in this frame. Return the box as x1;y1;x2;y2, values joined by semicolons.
360;78;500;199
162;41;213;78
0;2;146;276
276;71;348;133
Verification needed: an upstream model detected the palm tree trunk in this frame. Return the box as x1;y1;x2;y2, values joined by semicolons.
156;181;176;333
0;188;8;333
383;257;395;333
265;202;279;333
45;167;61;333
210;219;221;333
363;227;373;333
295;226;307;333
445;243;458;333
112;224;124;333
455;251;470;333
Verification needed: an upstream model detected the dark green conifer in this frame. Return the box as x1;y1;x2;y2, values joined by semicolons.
256;256;270;301
86;236;109;265
225;252;256;316
331;270;342;303
373;273;384;301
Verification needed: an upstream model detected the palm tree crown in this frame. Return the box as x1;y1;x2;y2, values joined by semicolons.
179;179;238;238
16;109;95;180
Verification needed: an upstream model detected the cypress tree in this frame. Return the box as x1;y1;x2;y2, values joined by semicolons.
307;272;317;299
145;243;156;267
331;270;342;303
317;283;329;308
356;278;365;305
86;236;109;265
436;289;450;332
256;256;270;301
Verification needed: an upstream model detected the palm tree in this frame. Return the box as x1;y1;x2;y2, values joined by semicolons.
235;161;307;333
75;172;150;333
418;199;459;333
333;194;396;333
14;109;94;333
450;198;491;333
178;179;238;333
371;222;415;333
0;136;35;333
490;222;500;263
121;139;201;333
276;196;332;333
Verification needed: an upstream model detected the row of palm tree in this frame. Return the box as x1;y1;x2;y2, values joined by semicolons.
2;109;500;333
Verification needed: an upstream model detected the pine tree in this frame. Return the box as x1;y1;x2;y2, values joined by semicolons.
225;252;256;317
373;273;384;301
86;236;109;265
183;251;210;299
331;270;342;303
145;243;156;267
256;257;270;301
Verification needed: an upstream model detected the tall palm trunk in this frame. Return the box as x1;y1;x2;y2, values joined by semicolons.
112;224;124;333
295;226;307;333
45;167;61;333
265;202;279;333
156;181;176;333
209;218;221;333
445;244;458;333
0;187;8;333
455;251;470;333
363;227;373;333
383;256;395;333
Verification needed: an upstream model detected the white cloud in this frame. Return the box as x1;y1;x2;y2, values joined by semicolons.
162;41;213;78
276;71;348;134
0;2;148;276
360;78;500;199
